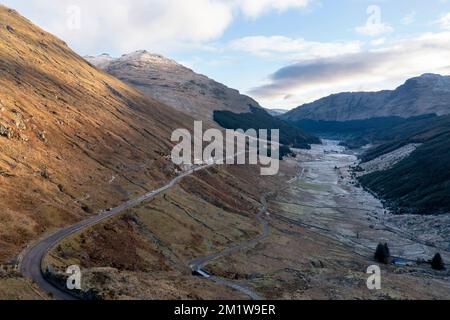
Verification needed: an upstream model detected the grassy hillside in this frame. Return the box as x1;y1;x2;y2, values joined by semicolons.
0;6;192;262
214;106;321;150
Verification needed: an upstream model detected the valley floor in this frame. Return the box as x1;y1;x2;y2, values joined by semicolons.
288;140;450;263
4;141;449;300
205;141;450;299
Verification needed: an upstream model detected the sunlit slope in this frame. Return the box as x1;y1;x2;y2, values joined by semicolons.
0;5;191;262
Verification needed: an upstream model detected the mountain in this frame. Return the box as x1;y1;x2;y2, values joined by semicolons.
280;72;450;215
282;74;450;122
86;51;257;123
265;108;288;116
0;6;193;262
87;51;319;148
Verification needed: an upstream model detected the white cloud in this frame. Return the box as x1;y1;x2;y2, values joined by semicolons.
249;32;450;108
2;0;315;55
401;11;416;25
370;37;386;46
438;12;450;30
236;0;313;18
230;36;362;60
355;22;393;37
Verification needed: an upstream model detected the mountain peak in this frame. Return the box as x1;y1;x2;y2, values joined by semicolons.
407;73;447;83
419;73;442;78
118;50;180;67
86;50;262;122
401;73;450;92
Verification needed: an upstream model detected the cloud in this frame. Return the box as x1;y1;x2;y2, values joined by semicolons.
370;37;386;46
438;12;450;30
249;32;450;107
237;0;313;18
401;11;416;25
2;0;315;55
230;36;362;60
355;22;393;37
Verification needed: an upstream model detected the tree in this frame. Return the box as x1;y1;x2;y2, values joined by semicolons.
431;253;445;271
375;243;390;264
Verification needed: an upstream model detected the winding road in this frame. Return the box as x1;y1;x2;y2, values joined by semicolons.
188;196;270;300
19;152;302;301
19;164;215;300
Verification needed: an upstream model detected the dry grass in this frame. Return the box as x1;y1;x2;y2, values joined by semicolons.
0;5;194;263
0;273;48;300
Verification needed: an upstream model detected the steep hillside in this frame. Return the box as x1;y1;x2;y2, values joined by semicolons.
354;113;450;214
0;6;192;262
283;74;450;122
359;132;450;214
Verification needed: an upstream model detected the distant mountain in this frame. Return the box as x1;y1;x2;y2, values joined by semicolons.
87;51;318;148
265;108;288;116
85;53;114;68
279;73;450;215
282;74;450;122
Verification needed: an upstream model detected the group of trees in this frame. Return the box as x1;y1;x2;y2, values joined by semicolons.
431;253;446;271
213;106;321;149
360;132;450;215
375;243;391;264
374;243;446;270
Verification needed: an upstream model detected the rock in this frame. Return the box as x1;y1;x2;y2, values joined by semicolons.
0;124;14;139
0;169;15;178
37;130;47;142
40;168;50;179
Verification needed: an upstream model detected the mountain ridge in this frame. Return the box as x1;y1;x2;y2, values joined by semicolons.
86;51;256;123
86;51;319;148
282;73;450;122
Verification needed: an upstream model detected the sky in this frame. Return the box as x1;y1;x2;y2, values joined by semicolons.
3;0;450;110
